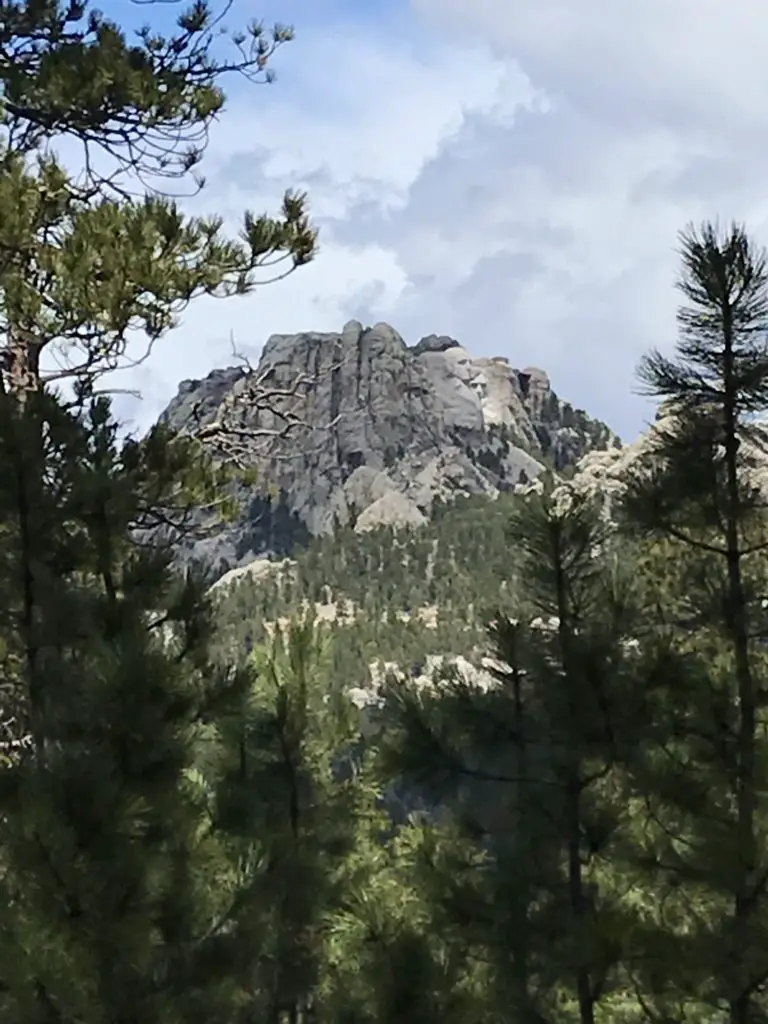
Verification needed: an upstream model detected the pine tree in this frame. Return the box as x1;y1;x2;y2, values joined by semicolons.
621;221;768;1024
1;1;317;399
0;19;320;996
320;815;491;1024
374;484;643;1023
4;0;291;187
0;386;259;1023
208;616;368;1023
0;146;315;400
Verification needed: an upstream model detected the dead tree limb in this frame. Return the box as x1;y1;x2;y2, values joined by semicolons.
187;331;352;470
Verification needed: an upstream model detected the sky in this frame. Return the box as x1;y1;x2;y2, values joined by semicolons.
92;0;768;440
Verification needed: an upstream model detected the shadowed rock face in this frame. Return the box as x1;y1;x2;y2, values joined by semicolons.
160;320;620;578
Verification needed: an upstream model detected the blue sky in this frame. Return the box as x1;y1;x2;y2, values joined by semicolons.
89;0;768;441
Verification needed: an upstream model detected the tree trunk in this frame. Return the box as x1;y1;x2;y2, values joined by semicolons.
722;323;758;1024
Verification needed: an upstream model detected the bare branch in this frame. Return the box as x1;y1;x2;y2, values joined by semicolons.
185;331;353;470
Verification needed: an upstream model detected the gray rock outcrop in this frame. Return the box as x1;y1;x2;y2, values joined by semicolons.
160;320;620;578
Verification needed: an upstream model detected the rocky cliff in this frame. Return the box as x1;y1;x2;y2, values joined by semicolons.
161;320;620;577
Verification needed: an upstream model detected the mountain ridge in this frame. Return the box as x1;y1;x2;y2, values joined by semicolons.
161;320;621;578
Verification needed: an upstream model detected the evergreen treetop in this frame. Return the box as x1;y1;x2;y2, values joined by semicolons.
0;0;318;398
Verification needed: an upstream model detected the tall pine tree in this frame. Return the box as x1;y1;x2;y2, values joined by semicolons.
1;0;317;398
208;617;367;1023
621;221;768;1024
0;385;269;1023
375;485;644;1023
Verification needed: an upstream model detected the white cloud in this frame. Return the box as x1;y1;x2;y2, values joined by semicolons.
421;0;768;135
102;0;768;441
106;17;537;433
391;0;768;436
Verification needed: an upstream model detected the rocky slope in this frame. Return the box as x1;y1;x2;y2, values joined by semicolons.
161;320;620;577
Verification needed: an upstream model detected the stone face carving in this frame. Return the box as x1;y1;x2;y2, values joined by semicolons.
160;320;619;578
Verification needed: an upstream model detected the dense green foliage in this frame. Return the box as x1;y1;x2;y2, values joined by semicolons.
0;389;257;1023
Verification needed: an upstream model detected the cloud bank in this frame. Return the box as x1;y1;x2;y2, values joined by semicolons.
105;0;768;440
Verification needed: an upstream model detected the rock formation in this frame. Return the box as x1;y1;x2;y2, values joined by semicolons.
161;320;620;578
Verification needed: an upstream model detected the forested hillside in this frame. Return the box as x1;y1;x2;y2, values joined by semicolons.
211;491;523;674
161;326;620;578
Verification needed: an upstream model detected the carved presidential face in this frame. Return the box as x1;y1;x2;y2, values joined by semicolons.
442;346;473;382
